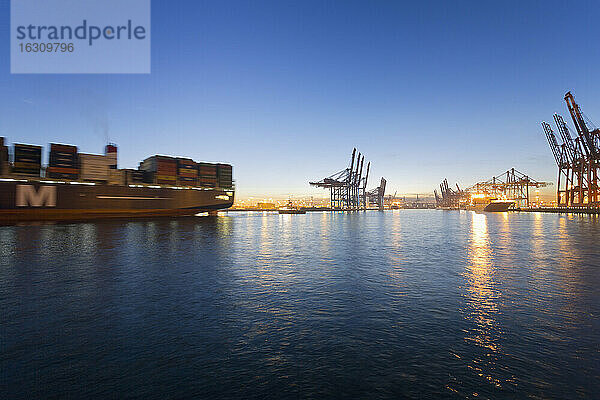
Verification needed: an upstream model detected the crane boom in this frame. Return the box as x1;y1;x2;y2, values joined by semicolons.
553;114;579;163
565;92;599;159
542;121;564;167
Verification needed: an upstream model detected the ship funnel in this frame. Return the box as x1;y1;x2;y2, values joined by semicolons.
105;143;117;169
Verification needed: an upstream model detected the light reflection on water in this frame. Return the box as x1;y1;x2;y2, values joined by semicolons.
387;210;404;282
461;212;504;392
0;210;598;399
465;212;498;352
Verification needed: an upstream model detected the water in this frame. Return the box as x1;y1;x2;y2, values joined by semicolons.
1;210;599;399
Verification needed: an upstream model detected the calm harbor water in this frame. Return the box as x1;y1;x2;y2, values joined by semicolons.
1;210;599;399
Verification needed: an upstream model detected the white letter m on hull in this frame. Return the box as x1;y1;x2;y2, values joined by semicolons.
16;185;56;207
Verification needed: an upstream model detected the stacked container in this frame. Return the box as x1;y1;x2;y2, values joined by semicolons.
107;169;125;185
0;137;8;176
0;138;233;190
217;164;233;189
79;153;109;182
142;170;155;184
139;156;177;185
177;158;198;186
124;169;145;185
198;162;217;188
12;143;42;177
47;143;78;180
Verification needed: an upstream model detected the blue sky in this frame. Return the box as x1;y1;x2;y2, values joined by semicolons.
1;0;599;198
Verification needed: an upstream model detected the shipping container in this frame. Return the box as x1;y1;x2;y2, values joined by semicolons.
107;169;125;186
49;152;78;167
124;169;145;185
49;150;77;158
0;138;8;176
140;156;178;185
218;180;233;190
177;176;197;186
156;175;177;185
14;162;42;169
156;180;177;186
177;158;196;168
14;143;42;163
46;166;79;174
142;170;155;184
49;159;77;169
46;173;78;180
177;158;198;178
198;176;218;188
198;162;217;177
140;155;177;172
12;163;41;176
79;153;109;181
46;166;79;180
50;143;77;153
12;144;42;176
217;163;233;176
14;151;42;164
48;143;78;171
217;164;233;189
178;168;198;177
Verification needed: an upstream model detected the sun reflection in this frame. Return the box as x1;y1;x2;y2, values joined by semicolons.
319;212;332;259
466;213;497;347
554;215;587;327
259;210;273;256
461;212;504;388
80;223;98;257
531;213;544;255
556;215;577;273
387;211;404;281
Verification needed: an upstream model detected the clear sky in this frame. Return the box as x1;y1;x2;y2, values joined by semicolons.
1;0;599;199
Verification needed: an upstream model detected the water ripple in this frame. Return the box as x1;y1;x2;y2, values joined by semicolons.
0;210;598;399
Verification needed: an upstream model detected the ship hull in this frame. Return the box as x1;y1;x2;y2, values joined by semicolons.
0;180;233;223
483;201;515;212
278;209;306;214
465;200;515;212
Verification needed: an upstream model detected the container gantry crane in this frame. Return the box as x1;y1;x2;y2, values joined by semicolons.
467;168;549;207
434;178;466;208
542;92;600;206
310;148;382;210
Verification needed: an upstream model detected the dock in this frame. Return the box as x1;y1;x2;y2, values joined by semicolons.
517;207;600;214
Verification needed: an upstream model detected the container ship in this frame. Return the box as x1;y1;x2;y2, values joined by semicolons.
0;137;234;223
466;195;515;212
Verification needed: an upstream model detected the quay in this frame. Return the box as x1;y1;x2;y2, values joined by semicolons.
226;207;385;212
517;207;600;214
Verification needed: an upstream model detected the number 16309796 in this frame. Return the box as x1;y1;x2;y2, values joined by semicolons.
19;43;74;52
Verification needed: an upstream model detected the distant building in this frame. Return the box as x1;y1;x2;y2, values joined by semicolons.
257;202;276;210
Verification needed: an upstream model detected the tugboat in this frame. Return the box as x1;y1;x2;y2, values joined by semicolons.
278;199;306;214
